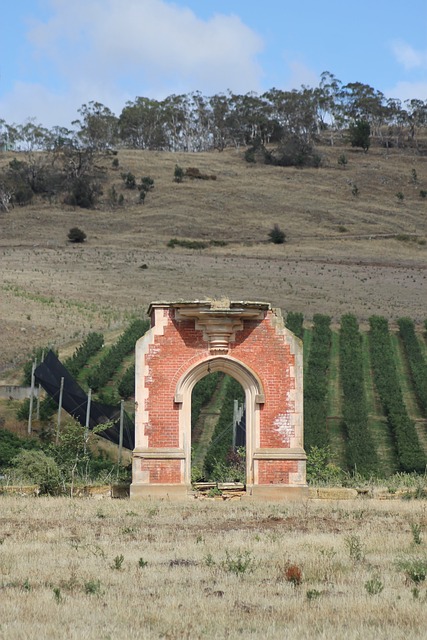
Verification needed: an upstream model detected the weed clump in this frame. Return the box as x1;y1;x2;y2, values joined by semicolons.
284;563;303;586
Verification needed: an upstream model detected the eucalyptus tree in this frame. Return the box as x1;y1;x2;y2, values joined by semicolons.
119;97;167;149
189;91;212;151
161;93;192;151
73;101;118;151
317;71;345;144
404;99;427;146
340;82;388;141
383;98;407;148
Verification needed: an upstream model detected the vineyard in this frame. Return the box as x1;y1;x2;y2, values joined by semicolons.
4;313;427;481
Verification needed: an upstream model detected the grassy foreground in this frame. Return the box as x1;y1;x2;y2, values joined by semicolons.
1;496;427;639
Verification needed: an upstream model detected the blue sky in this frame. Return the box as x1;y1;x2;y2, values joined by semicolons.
1;0;427;128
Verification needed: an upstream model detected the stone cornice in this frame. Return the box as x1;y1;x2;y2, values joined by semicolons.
175;305;265;354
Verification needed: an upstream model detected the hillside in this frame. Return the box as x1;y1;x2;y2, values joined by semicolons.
0;140;426;376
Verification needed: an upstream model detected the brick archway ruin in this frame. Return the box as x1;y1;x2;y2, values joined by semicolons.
131;300;307;500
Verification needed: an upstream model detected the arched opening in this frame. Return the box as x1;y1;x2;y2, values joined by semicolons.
191;372;246;485
174;356;265;488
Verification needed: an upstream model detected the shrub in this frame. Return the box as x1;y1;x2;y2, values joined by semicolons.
345;534;365;562
174;164;184;183
268;224;286;244
244;148;256;163
118;364;135;399
140;176;154;191
365;576;384;595
338;154;348;168
121;172;136;189
306;446;343;484
369;316;425;472
222;550;254;576
396;192;404;201
67;227;86;243
285;311;304;339
396;557;427;584
87;318;149;392
167;238;208;250
397;317;427;415
339;314;377;474
65;176;101;209
304;315;332;450
348;120;370;151
10;449;62;495
0;428;39;470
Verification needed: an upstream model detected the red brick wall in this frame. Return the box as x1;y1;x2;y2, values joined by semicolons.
140;459;181;484
257;460;299;485
229;316;295;448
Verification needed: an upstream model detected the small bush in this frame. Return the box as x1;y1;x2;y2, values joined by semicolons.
352;184;359;197
222;550;254;576
121;172;136;189
365;575;384;595
84;579;102;595
420;190;427;199
396;557;427;584
268;224;286;244
174;164;184;183
338;154;348;168
345;534;365;562
396;191;404;201
65;177;101;209
167;238;208;250
67;227;87;243
112;158;119;169
244;148;256;163
10;449;62;495
140;176;154;191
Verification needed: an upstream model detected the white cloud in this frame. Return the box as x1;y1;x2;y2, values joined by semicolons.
386;81;427;103
286;60;319;89
391;39;427;70
21;0;263;126
0;82;75;128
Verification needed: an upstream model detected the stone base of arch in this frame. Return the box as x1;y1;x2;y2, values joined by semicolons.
130;300;307;501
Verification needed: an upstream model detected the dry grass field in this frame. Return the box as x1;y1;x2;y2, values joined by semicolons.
0;142;426;377
1;495;427;639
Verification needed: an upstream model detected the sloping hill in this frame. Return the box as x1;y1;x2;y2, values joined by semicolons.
0;141;426;377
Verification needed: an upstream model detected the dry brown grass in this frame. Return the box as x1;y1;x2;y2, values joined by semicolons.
1;495;427;638
1;143;426;375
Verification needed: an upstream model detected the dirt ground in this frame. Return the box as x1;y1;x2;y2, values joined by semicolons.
0;144;426;377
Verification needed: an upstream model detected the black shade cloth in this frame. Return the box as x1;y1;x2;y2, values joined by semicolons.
235;409;246;448
34;350;135;450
